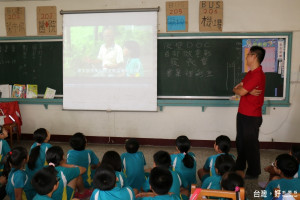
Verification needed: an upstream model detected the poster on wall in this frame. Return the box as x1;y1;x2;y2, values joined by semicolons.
242;39;279;73
199;1;223;32
5;7;26;36
37;6;57;35
166;1;188;32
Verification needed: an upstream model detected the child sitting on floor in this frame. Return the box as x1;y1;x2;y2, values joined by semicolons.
101;150;128;188
221;171;244;190
141;150;189;199
137;167;180;200
198;135;233;182
31;166;59;200
67;132;100;193
264;153;300;200
202;154;236;190
121;138;146;191
26;128;52;199
46;146;86;200
90;164;135;200
262;144;300;189
171;135;197;190
5;147;30;200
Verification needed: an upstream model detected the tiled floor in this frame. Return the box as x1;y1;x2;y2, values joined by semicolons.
7;140;286;200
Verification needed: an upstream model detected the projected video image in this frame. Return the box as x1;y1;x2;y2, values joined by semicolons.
64;25;154;78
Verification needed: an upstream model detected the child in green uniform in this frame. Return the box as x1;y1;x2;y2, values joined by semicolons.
32;167;59;200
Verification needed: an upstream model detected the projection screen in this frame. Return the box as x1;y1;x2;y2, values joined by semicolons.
63;11;157;111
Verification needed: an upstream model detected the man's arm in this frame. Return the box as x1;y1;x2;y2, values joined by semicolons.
249;87;262;96
233;82;249;96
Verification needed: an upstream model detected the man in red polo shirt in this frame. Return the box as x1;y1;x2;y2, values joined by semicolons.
233;46;266;179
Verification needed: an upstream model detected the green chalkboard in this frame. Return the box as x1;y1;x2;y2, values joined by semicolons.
0;39;63;95
158;36;285;98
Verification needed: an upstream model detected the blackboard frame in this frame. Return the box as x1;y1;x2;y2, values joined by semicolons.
0;33;292;110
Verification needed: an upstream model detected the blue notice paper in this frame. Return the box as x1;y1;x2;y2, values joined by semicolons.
167;16;186;31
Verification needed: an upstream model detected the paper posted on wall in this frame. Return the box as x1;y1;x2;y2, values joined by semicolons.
44;87;56;99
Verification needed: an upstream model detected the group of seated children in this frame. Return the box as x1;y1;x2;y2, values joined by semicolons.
1;126;299;200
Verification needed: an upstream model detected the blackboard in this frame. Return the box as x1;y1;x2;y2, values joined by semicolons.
0;39;63;95
0;33;290;102
157;36;287;99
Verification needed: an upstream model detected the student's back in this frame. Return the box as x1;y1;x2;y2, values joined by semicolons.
171;152;196;187
26;129;52;178
67;149;99;187
199;135;233;182
202;154;236;190
29;142;52;169
138;167;181;200
171;136;196;189
121;151;146;189
67;132;100;188
52;165;81;200
6;168;29;200
5;147;30;200
25;128;52;199
143;151;185;198
142;169;182;196
91;187;135;200
26;142;52;186
46;146;84;200
31;167;59;200
91;164;135;200
121;139;146;190
101;151;128;188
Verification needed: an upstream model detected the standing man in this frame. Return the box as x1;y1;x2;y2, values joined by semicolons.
233;46;266;179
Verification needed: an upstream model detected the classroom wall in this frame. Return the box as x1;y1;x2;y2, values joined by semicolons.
1;0;300;143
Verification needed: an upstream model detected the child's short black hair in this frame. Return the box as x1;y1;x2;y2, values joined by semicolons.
33;128;48;143
46;146;64;167
215;154;236;176
216;135;231;154
69;132;86;151
221;172;244;191
125;138;139;153
149;167;173;195
153;151;171;169
101;151;122;172
93;164;116;191
291;145;300;162
32;166;58;195
276;153;299;178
